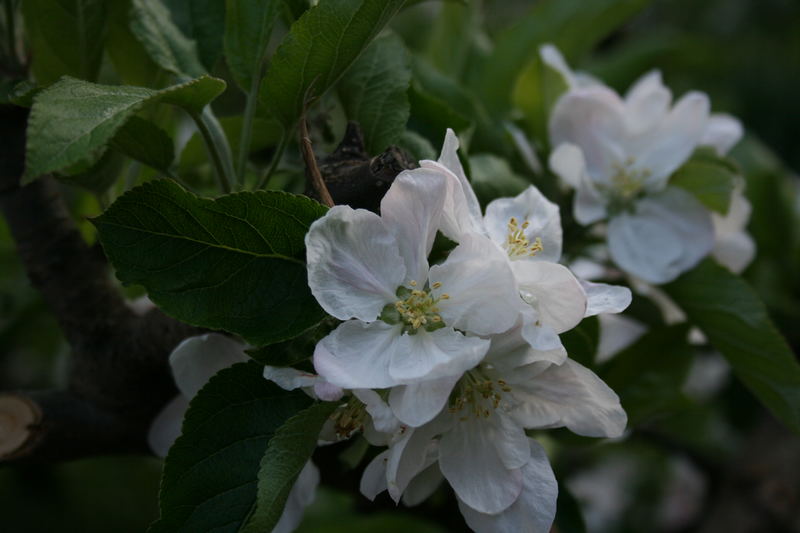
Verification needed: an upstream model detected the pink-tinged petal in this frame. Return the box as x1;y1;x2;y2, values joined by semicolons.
702;113;743;156
389;328;489;383
581;280;632;317
360;449;390;501
439;416;524;514
512;261;587;334
512;359;627;438
306;206;405;321
430;233;520;336
634;91;710;189
313;381;345;402
169;334;248;398
624;70;672;134
549;87;628;183
608;187;714;284
381;169;447;284
147;395;190;458
457;439;557;533
484;185;563;263
389;374;461;427
313;320;403;389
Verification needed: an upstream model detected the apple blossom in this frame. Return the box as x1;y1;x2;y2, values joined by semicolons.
306;169;522;427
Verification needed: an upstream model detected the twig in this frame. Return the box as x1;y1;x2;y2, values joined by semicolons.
299;81;334;207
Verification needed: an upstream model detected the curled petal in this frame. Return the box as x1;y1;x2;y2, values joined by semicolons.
581;280;632;317
306;206;405;321
147;395;190;458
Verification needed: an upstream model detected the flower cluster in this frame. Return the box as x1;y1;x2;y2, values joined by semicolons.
291;127;631;531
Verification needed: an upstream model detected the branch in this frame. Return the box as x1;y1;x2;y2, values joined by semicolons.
0;104;199;462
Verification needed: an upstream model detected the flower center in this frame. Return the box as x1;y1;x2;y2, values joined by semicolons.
606;157;652;204
393;280;448;331
505;217;543;260
449;370;513;421
330;398;368;439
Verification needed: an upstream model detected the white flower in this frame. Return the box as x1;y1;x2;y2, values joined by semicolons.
360;327;626;531
307;169;522;427
414;129;630;350
148;334;319;532
545;46;718;284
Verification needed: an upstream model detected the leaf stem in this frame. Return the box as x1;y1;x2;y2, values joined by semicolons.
236;74;262;187
299;116;334;207
255;131;288;191
191;109;234;194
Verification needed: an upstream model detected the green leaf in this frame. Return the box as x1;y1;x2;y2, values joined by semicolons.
24;75;225;181
511;53;570;145
554;483;587;533
472;0;649;113
260;0;406;128
560;315;599;368
338;33;411;154
424;0;479;80
468;154;529;207
106;0;163;86
246;318;336;366
163;0;226;69
149;362;315;533
599;324;693;425
129;0;206;78
664;259;800;434
243;402;338;533
110;117;175;173
93;179;328;345
407;82;471;144
21;0;108;84
224;0;282;91
59;150;126;194
670;147;737;214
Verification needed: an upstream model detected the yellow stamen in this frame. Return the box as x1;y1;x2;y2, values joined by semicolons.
505;217;544;259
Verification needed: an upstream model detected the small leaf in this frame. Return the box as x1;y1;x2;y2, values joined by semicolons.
670;147;737;214
338;33;411;154
224;0;283;91
24;75;225;181
110;117;175;172
21;0;109;84
129;0;206;78
473;0;649;113
243;402;339;533
93;179;328;346
664;259;800;434
468;154;530;207
260;0;406;128
163;0;226;69
149;362;314;533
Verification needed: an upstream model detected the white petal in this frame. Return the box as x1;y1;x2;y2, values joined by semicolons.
484;186;563;262
597;314;647;362
549;87;628;183
520;313;564;352
147;395;189;458
457;439;557;533
273;461;319;533
169;334;248;398
634;91;710;188
380;169;447;284
701;113;743;156
624;70;671;134
713;230;755;274
581;280;632;317
430;233;520;336
389;328;489;383
513;359;627;438
263;366;318;391
539;43;576;87
313;320;403;389
549;144;608;224
608;187;714;284
436;128;483;227
402;462;444;507
306;206;405;321
386;416;450;502
360;449;390;501
439;416;524;514
487;322;567;370
495;411;532;470
420;160;485;240
313;381;345;402
352;389;399;434
512;261;587;333
389;374;461;427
